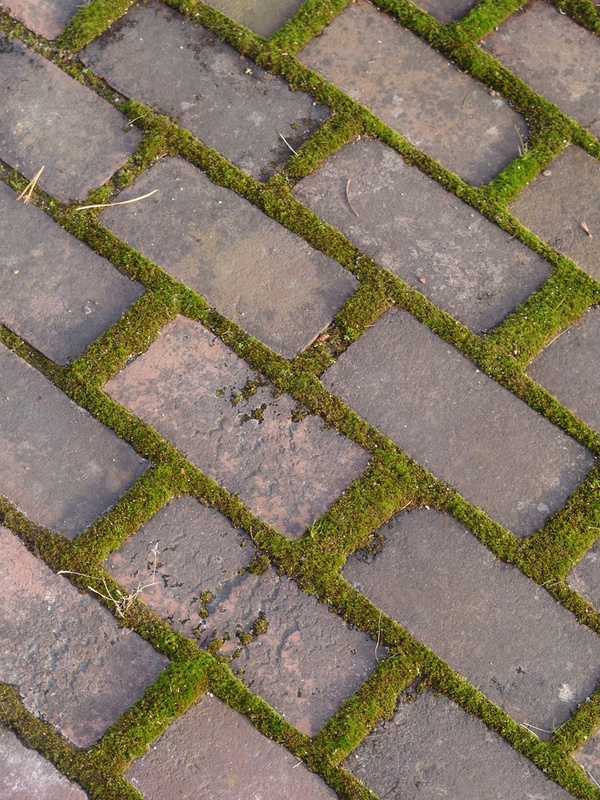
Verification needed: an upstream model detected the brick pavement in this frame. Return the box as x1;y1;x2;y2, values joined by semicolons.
1;0;600;799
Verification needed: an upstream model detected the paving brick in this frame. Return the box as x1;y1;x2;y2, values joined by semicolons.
413;0;478;23
0;181;143;365
346;686;573;799
527;305;600;434
482;0;600;139
0;0;80;39
297;0;527;185
108;500;378;735
205;0;305;37
0;527;168;748
81;1;329;180
0;34;141;203
293;139;550;332
322;307;594;536
0;343;147;537
568;539;600;611
105;316;369;538
574;728;600;786
510;146;600;283
344;509;600;737
0;728;88;799
100;157;357;359
125;693;338;798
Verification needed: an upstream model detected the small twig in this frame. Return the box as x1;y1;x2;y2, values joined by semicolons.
375;609;383;663
16;165;44;205
279;133;298;156
75;189;158;211
345;178;359;217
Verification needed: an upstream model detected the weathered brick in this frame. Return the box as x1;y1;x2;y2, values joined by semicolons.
105;316;369;538
0;34;141;202
0;343;147;537
347;686;573;798
0;728;88;799
511;146;600;283
0;0;80;39
344;510;600;736
125;693;338;798
298;0;527;185
81;1;329;180
0;527;168;747
482;0;600;139
322;307;593;536
0;181;143;365
293;139;550;332
205;0;305;37
100;157;357;359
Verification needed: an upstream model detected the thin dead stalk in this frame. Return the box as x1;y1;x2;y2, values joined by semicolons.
345;178;359;217
16;166;44;205
279;132;298;156
75;189;158;212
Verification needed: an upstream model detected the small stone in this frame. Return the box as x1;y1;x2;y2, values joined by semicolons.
418;277;427;284
543;169;552;176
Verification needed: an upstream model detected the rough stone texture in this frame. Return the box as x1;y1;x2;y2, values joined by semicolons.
413;0;478;23
568;538;600;611
574;729;600;786
0;181;143;365
297;0;528;185
108;502;378;736
527;305;600;434
293;139;550;332
0;343;147;537
205;0;305;37
0;728;89;799
323;307;593;536
0;527;168;748
346;686;573;799
511;146;600;282
105;316;370;538
126;694;338;798
344;510;600;737
0;0;80;38
100;157;357;358
482;0;600;139
0;34;141;203
81;1;329;180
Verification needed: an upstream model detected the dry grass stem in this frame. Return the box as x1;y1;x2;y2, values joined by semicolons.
16;166;44;205
75;189;158;211
279;133;298;156
375;609;383;663
345;178;359;217
58;544;159;618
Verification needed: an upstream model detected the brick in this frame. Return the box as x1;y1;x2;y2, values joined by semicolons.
100;157;357;359
0;181;143;365
108;501;378;735
105;316;370;538
0;527;168;747
293;139;550;332
205;0;305;37
344;510;600;736
568;539;600;611
0;343;147;537
81;1;329;180
0;728;89;798
125;693;338;798
0;0;80;39
413;0;478;23
482;0;600;139
527;305;600;434
347;686;573;798
322;307;593;536
510;146;600;282
0;728;88;799
297;0;528;185
574;729;600;786
0;34;141;202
